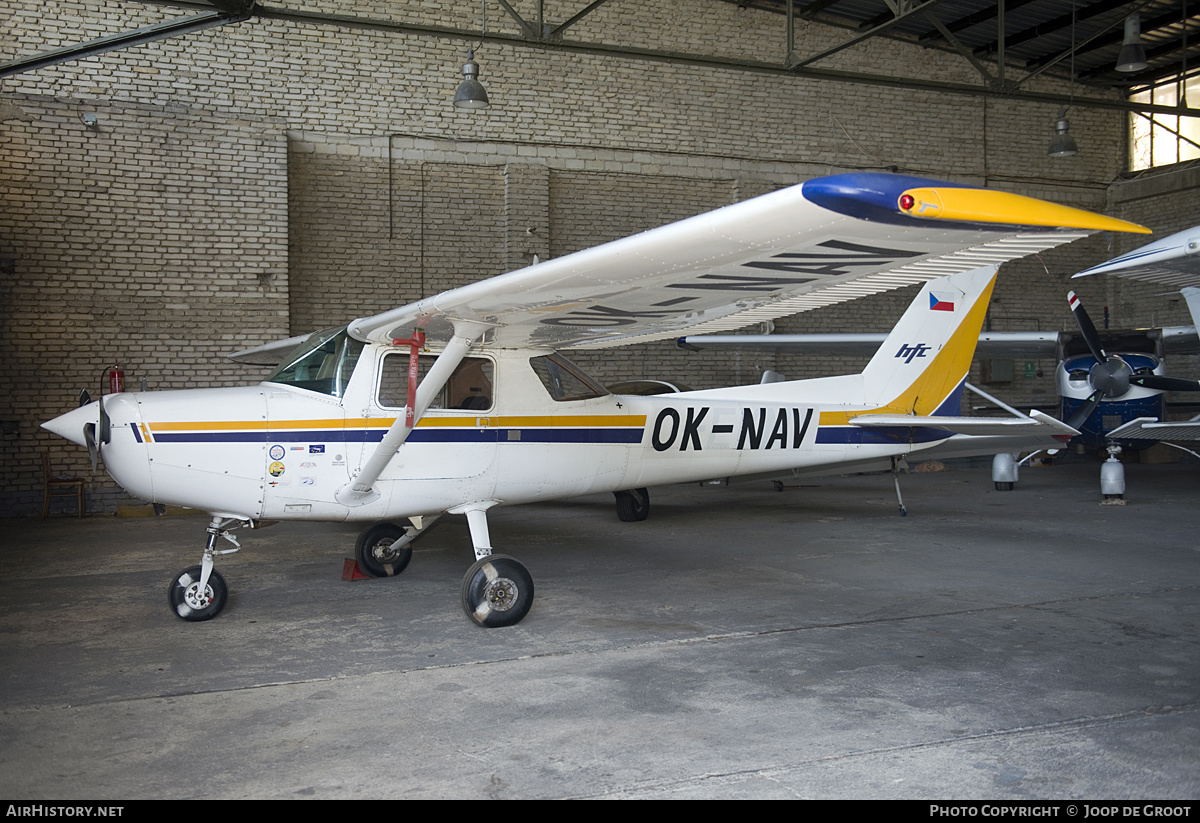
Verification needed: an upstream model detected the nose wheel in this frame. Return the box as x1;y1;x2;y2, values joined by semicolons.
167;516;246;622
168;565;228;621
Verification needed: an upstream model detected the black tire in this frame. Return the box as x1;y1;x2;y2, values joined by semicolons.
614;487;650;522
355;522;413;578
995;481;1014;491
460;555;534;628
167;565;228;622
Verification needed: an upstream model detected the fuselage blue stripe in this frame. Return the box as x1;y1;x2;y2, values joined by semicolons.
147;428;646;445
815;426;950;445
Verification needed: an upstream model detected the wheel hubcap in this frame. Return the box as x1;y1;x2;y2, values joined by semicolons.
183;582;213;610
372;541;398;562
484;577;518;611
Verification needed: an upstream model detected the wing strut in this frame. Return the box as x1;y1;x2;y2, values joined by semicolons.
336;319;491;506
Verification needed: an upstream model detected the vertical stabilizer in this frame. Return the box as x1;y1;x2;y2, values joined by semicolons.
859;265;998;415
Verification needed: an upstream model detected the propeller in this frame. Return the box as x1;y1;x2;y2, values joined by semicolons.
1065;291;1128;430
83;396;112;473
1130;374;1200;392
83;422;99;472
1064;290;1200;431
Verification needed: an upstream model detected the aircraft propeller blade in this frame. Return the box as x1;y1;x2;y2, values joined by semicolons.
83;422;98;473
1131;374;1200;392
1065;390;1104;432
1067;291;1107;363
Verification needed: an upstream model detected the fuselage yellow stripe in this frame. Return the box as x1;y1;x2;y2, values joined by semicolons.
145;414;647;432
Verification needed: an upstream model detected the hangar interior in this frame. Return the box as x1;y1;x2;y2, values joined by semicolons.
3;0;1200;514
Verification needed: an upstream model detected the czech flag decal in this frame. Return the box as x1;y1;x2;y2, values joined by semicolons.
929;293;956;312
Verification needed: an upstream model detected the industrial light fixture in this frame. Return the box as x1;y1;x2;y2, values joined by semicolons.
453;0;490;109
1117;14;1149;73
1048;107;1079;157
453;48;490;109
1048;2;1080;159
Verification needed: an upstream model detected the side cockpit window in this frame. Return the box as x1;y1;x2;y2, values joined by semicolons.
377;354;494;411
530;353;608;402
267;326;364;398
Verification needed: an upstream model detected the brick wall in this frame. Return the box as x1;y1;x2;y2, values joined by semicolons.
0;0;1177;514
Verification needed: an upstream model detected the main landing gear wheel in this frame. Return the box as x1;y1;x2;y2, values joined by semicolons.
614;487;650;522
168;566;228;622
461;555;534;628
355;522;413;578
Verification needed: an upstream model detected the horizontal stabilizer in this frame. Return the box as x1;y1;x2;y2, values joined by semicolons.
850;409;1078;438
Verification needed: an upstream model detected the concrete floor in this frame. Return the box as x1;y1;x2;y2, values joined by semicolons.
0;458;1197;799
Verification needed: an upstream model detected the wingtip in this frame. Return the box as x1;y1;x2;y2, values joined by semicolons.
897;185;1151;234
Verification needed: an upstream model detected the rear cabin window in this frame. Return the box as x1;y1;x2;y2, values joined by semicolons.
529;354;608;402
377;354;494;411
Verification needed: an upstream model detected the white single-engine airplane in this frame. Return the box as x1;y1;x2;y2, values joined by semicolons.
42;173;1148;627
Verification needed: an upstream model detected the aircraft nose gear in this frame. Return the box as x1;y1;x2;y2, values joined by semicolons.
167;566;228;621
167;516;251;622
461;555;534;628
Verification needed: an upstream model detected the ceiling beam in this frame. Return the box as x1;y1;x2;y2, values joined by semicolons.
915;0;1040;43
8;0;1199;118
973;0;1130;57
0;10;246;79
1026;8;1199;68
790;0;952;68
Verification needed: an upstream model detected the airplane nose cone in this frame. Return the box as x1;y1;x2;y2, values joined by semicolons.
42;402;99;447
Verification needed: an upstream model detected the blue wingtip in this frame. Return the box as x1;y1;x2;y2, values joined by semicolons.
802;172;973;224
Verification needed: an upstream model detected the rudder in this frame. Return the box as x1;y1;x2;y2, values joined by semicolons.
859;265;999;415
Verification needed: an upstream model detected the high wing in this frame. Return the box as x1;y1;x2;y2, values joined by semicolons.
1073;225;1200;287
333;173;1145;352
1108;416;1200;443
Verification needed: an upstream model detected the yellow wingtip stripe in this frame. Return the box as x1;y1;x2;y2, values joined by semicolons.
899;187;1152;234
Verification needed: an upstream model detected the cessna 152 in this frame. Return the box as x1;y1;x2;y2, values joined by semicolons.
42;173;1148;627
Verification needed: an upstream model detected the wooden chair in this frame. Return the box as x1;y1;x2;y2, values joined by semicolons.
42;453;84;517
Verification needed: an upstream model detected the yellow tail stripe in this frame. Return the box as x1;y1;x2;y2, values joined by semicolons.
820;273;997;426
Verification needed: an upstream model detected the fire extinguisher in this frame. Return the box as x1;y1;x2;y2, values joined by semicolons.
103;364;125;395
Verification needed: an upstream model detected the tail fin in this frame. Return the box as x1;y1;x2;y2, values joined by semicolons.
859;265;998;415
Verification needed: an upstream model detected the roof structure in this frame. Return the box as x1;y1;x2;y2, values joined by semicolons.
4;0;1198;116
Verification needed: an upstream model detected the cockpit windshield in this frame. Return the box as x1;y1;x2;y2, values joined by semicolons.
266;326;364;398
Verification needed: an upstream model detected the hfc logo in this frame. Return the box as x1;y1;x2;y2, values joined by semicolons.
895;343;931;364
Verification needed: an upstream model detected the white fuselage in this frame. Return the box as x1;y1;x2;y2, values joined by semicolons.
69;343;929;523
